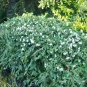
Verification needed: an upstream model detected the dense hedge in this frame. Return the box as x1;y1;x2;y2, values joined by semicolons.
0;14;87;87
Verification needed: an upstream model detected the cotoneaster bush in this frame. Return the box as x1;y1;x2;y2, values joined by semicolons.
0;13;87;87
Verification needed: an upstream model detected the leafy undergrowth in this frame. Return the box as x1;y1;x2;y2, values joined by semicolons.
0;13;87;87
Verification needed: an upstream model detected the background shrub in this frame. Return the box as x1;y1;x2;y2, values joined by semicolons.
1;0;87;33
39;0;81;19
0;13;87;87
39;0;87;32
0;0;8;23
72;1;87;32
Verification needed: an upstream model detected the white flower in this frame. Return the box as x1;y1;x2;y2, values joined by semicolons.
55;54;57;57
6;25;8;27
66;57;70;60
57;66;60;69
76;37;80;41
78;59;81;62
78;42;82;45
29;30;33;32
40;33;42;35
28;43;31;45
21;48;24;51
46;36;48;38
73;44;77;47
83;63;85;65
42;35;44;38
72;65;76;68
78;47;80;52
50;51;52;54
61;42;65;45
52;26;56;29
26;39;29;42
66;22;69;26
44;63;47;68
17;27;21;30
49;43;52;46
63;52;68;55
49;58;52;61
59;68;64;71
80;30;83;33
25;32;27;35
54;35;56;37
30;39;34;43
20;38;22;41
72;38;75;43
72;54;75;57
70;30;73;33
23;38;25;42
58;32;61;35
36;43;40;46
47;38;50;41
82;33;85;36
59;45;62;48
64;30;66;32
84;36;87;38
69;43;72;49
23;43;26;46
24;23;26;26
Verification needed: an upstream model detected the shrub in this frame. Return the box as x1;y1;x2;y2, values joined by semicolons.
38;0;83;20
0;13;87;87
72;1;87;32
39;0;87;32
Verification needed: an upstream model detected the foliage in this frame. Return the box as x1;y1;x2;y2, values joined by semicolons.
24;0;44;15
39;0;83;20
0;0;47;24
72;1;87;32
6;0;25;18
39;0;87;32
0;13;87;87
0;0;25;22
0;0;9;23
72;14;87;32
